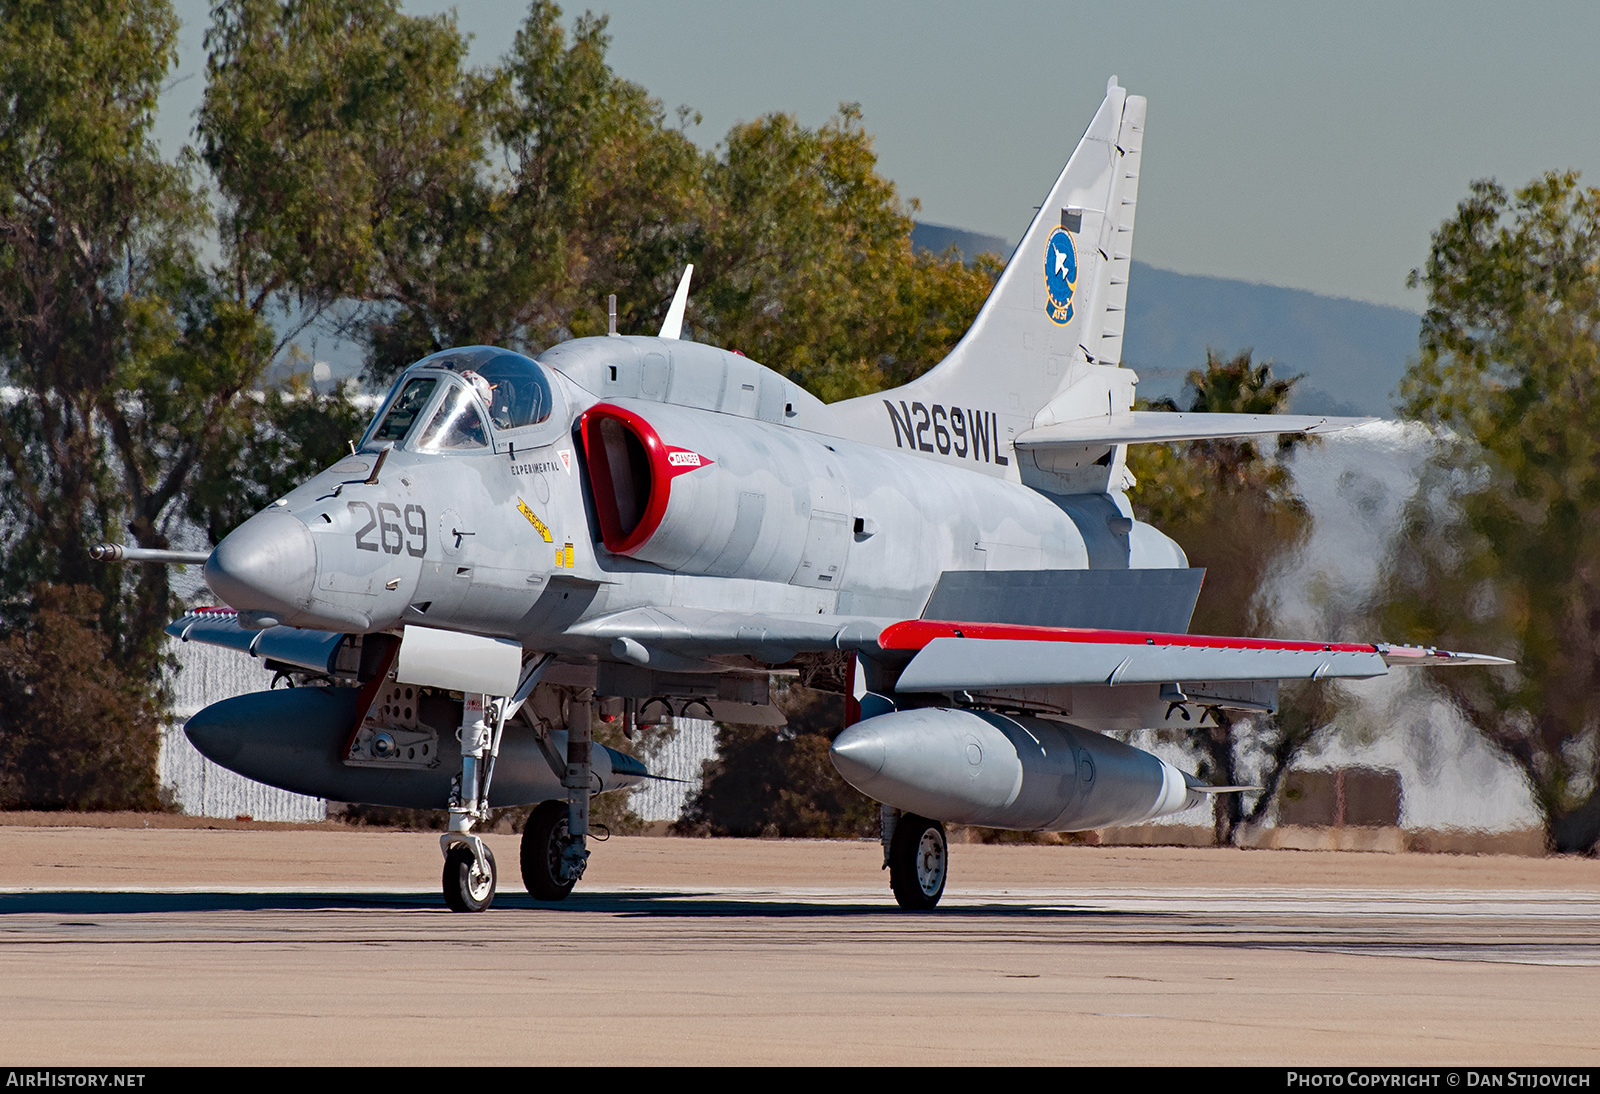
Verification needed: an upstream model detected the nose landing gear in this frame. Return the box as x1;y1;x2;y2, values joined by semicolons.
434;655;565;913
441;691;501;913
442;838;497;913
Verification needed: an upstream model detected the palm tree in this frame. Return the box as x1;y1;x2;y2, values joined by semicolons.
1131;349;1330;845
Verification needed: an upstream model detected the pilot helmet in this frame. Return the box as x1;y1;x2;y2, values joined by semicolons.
459;369;495;409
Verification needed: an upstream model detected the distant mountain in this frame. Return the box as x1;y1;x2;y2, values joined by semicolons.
910;222;1420;417
909;222;1014;265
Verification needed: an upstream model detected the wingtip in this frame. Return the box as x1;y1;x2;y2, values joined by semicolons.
1304;415;1381;434
1378;644;1515;668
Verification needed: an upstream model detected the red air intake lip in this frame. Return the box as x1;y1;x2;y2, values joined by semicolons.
578;402;712;556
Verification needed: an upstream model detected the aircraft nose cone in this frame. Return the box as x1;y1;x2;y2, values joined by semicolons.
830;723;887;791
204;509;316;620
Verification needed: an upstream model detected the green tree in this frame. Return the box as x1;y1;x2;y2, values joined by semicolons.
0;585;166;810
492;10;996;396
692;108;998;401
184;377;368;547
0;0;201;669
0;0;367;808
1129;349;1334;845
490;1;707;353
199;0;492;378
1379;171;1600;853
0;0;364;665
199;0;704;381
200;1;992;396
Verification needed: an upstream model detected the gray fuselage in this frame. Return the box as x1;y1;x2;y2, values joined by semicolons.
204;337;1186;656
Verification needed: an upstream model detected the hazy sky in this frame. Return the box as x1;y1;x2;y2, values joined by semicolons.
157;1;1600;311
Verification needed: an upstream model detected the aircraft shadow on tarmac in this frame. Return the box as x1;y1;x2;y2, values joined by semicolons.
0;889;1146;919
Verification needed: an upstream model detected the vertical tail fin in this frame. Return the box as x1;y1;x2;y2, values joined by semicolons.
831;78;1145;481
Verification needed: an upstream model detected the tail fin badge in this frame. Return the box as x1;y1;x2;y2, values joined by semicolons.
1043;225;1078;325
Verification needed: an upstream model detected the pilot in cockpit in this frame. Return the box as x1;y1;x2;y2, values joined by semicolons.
364;347;556;455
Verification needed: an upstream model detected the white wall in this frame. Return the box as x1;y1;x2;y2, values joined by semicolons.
161;638;326;822
628;718;718;823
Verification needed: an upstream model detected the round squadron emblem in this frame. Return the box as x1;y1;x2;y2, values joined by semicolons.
1043;225;1078;325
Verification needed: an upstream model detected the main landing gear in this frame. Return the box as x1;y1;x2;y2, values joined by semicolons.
520;799;578;901
884;808;948;911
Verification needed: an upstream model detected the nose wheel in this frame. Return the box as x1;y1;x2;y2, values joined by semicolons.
888;814;948;910
442;840;497;913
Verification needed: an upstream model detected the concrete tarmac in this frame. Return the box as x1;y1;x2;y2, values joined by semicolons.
1;826;1598;1066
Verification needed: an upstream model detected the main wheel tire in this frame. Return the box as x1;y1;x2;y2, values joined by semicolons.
889;814;948;911
443;843;496;913
521;800;577;901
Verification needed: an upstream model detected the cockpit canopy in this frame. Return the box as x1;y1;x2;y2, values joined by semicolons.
415;347;554;430
364;346;556;451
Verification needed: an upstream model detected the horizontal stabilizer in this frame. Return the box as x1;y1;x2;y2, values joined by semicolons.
1014;412;1376;449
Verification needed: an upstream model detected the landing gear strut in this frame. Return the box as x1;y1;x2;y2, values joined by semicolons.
436;655;555;913
441;691;501;913
517;691;594;902
888;813;948;910
559;693;594;887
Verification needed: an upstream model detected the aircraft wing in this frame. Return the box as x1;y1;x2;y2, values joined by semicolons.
565;606;890;664
166;604;894;675
167;602;1509;695
1015;411;1375;449
879;619;1510;693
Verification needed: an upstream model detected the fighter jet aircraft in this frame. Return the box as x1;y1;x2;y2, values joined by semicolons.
102;78;1505;912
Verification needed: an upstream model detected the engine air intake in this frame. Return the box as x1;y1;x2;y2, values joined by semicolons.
579;403;713;556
